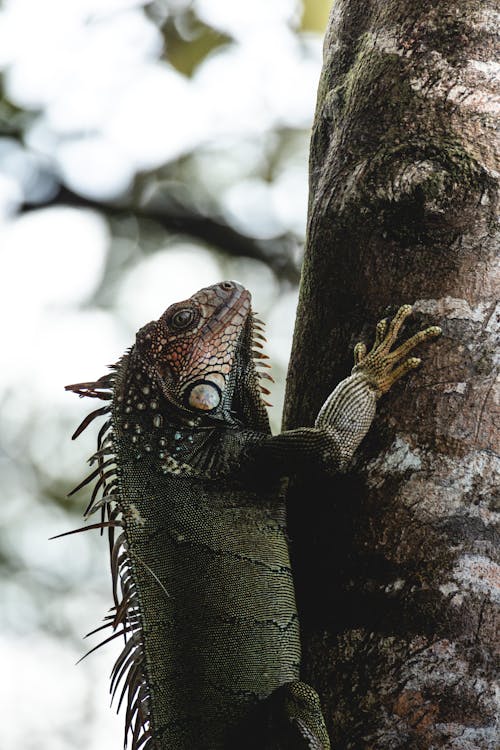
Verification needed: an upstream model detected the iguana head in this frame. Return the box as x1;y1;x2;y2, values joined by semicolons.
120;281;270;429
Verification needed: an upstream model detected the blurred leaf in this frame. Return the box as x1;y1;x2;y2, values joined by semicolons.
0;80;34;137
162;10;232;77
301;0;331;33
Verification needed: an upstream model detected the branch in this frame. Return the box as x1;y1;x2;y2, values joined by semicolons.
21;186;301;283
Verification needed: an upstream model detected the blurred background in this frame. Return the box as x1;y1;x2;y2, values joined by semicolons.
0;0;330;746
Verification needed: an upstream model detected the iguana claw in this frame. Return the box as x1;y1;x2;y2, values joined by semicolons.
352;305;441;396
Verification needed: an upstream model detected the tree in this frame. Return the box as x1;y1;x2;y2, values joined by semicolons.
284;0;499;747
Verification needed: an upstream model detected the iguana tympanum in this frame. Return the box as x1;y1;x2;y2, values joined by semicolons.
64;281;440;750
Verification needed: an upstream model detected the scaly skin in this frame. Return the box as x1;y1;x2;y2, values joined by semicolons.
65;282;440;750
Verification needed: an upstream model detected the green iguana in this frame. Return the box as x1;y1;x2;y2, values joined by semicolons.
63;280;440;749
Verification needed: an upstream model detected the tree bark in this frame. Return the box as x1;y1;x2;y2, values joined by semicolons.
284;1;499;748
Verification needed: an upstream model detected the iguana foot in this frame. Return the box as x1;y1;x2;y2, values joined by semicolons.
352;305;441;395
267;681;331;749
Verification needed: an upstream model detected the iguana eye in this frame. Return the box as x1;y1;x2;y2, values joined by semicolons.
170;308;195;330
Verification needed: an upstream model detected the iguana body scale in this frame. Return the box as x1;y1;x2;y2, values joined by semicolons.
65;281;440;749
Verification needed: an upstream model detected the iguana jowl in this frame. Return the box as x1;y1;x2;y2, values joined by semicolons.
65;281;440;749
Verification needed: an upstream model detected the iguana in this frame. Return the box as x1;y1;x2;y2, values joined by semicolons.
64;280;440;749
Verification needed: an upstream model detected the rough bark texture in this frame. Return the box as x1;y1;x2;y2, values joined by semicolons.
283;1;499;748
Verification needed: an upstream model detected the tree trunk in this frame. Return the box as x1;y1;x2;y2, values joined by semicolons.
284;1;499;748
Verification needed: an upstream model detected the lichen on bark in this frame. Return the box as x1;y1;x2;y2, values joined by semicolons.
284;0;499;748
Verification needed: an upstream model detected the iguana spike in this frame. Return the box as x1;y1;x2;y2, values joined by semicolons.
84;481;117;518
76;627;130;665
84;620;114;639
50;521;120;540
124;691;141;740
119;661;142;714
71;405;111;440
68;460;115;497
110;646;136;701
97;419;112;450
84;493;116;518
88;446;115;465
110;637;139;689
65;374;114;400
131;690;147;749
135;730;152;749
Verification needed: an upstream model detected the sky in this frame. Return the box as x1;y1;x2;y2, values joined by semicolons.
0;1;325;747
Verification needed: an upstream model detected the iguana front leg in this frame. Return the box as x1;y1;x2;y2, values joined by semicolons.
252;304;441;475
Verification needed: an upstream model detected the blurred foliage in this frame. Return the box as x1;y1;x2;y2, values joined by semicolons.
301;0;331;32
0;0;329;279
160;10;233;77
0;1;331;747
0;85;32;136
